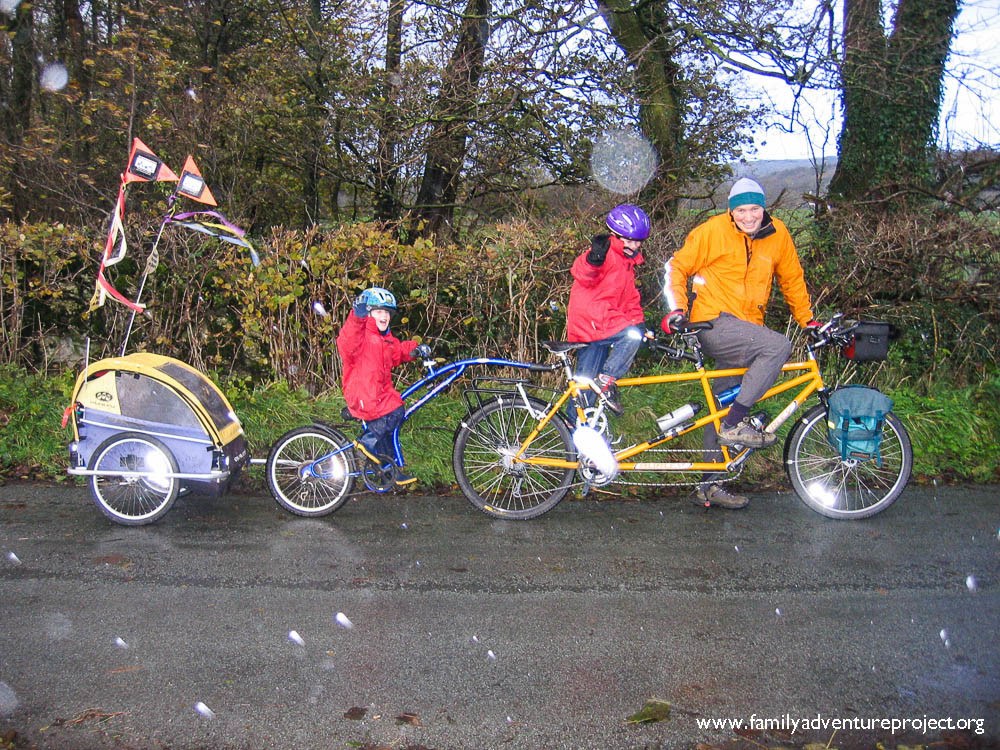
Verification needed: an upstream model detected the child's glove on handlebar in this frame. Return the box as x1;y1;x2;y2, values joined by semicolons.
661;310;688;334
413;343;433;358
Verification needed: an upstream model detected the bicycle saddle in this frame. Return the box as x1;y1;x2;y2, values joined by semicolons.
541;341;590;354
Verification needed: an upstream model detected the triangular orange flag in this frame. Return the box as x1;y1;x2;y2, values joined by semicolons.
124;138;179;184
176;155;218;206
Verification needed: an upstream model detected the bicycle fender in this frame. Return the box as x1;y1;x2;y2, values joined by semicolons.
311;421;352;443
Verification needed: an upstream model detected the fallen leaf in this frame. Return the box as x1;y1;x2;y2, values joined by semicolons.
395;712;422;726
61;708;125;725
344;706;367;720
93;555;132;569
106;665;143;675
625;698;671;724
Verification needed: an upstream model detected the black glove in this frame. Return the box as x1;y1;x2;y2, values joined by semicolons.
413;343;432;358
586;234;611;266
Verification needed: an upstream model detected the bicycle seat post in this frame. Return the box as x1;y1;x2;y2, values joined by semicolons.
556;350;575;381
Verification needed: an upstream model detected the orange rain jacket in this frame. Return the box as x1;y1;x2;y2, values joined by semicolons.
663;211;813;327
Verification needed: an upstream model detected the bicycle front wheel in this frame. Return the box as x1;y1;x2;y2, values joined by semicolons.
784;405;912;519
453;397;576;520
266;426;355;516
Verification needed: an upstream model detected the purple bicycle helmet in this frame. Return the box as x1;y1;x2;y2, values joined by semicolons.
606;204;651;241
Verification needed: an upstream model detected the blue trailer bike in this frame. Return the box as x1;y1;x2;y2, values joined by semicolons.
264;354;554;517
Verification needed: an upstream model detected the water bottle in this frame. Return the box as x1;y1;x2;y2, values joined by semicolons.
716;385;741;406
656;402;701;433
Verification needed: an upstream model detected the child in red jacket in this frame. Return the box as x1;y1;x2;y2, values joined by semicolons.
336;287;431;486
566;204;651;415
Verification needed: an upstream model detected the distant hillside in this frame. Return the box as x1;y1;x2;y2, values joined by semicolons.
690;157;839;210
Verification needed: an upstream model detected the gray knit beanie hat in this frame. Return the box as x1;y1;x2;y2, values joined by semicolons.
728;178;766;209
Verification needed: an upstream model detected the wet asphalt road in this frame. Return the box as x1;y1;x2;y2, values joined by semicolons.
0;480;997;750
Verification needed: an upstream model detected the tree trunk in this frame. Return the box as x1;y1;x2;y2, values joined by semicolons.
4;2;34;220
56;1;91;166
373;0;404;223
597;1;684;215
302;0;325;227
828;0;959;202
411;0;491;239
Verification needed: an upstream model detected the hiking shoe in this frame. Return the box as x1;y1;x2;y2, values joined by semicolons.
717;418;777;448
393;468;418;487
693;484;749;509
597;376;624;416
353;441;382;464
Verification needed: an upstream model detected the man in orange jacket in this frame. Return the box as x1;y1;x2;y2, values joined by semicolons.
662;178;819;509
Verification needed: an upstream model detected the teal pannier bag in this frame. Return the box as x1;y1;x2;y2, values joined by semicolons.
826;386;893;463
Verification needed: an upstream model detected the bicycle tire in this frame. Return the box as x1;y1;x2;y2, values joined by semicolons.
88;432;179;526
784;404;912;519
453;396;576;520
266;425;355;517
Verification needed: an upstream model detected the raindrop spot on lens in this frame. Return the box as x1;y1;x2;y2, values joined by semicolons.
40;62;69;92
335;612;353;629
589;129;658;196
0;682;19;719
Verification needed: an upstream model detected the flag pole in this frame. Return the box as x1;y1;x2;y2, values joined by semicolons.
119;195;177;356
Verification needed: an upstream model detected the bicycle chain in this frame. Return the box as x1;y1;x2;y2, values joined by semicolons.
578;445;745;489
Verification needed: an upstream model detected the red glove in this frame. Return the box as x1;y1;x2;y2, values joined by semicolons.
805;319;822;340
661;310;687;334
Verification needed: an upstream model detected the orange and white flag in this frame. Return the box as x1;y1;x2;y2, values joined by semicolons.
88;183;145;313
176;155;218;206
124;138;178;184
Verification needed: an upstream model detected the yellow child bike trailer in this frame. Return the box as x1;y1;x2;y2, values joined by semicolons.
66;352;250;525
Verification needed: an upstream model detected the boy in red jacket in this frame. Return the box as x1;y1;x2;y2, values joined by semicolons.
566;204;651;415
336;287;431;486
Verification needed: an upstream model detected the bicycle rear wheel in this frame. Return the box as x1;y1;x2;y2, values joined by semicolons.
266;425;355;516
453;396;576;519
784;404;912;519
